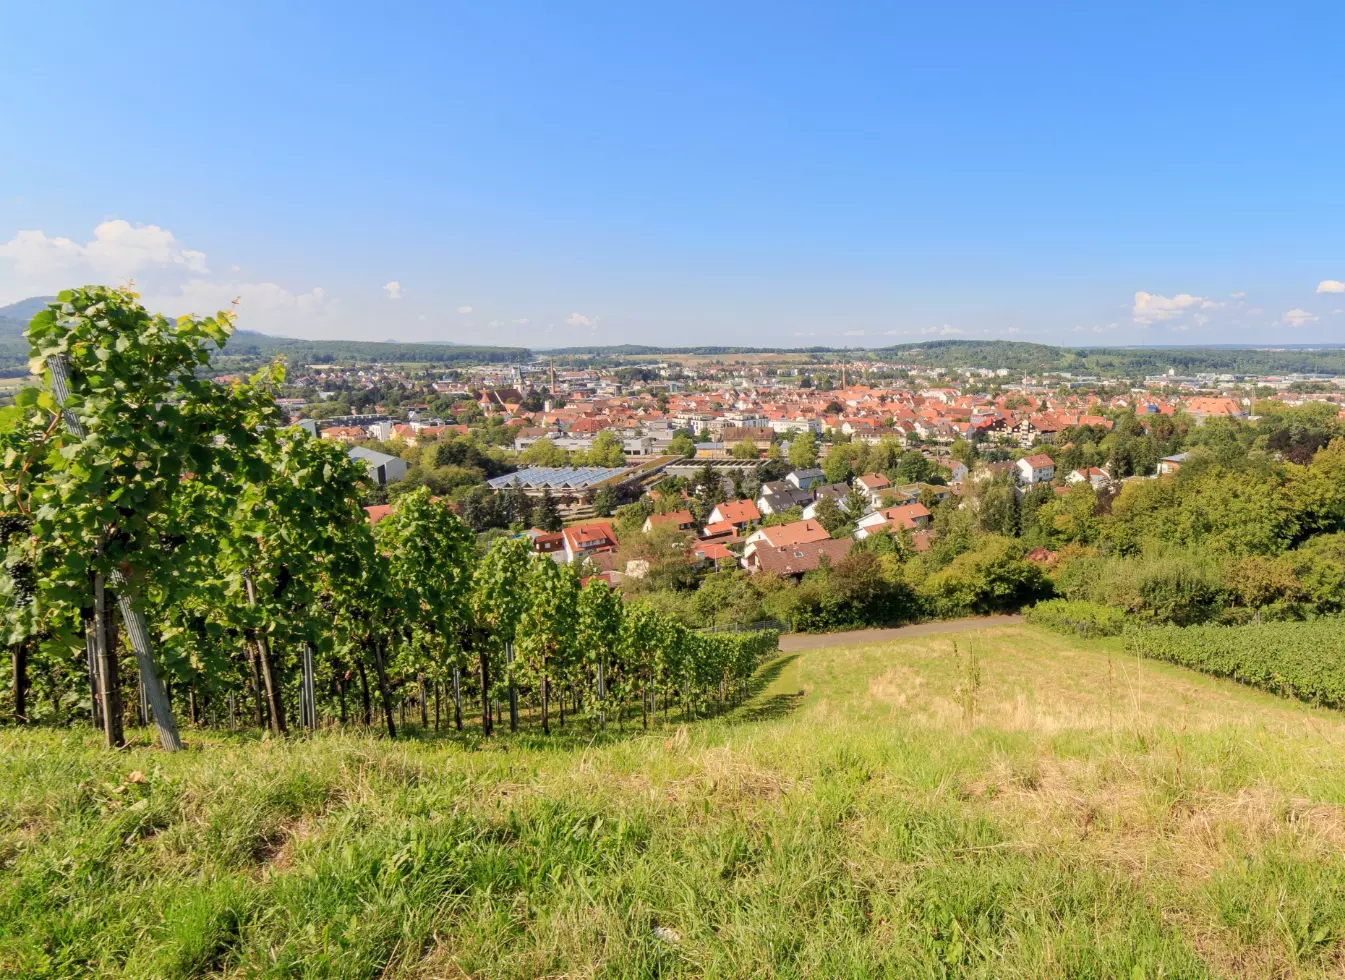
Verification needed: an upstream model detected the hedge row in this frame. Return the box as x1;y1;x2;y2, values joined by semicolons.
1025;599;1128;638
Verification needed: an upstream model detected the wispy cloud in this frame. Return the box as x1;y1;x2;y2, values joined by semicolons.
1282;308;1319;327
920;324;963;336
565;311;597;326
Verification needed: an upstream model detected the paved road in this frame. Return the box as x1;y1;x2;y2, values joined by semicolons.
777;615;1026;653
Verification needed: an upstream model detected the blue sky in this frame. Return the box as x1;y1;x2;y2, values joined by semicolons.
2;1;1343;347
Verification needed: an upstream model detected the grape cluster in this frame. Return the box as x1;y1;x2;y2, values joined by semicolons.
0;515;31;547
156;532;188;554
272;565;292;598
7;560;35;606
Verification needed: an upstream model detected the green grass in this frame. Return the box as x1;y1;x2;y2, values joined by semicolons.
5;625;1345;977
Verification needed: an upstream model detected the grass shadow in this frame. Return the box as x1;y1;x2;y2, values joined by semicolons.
113;651;809;754
730;654;805;723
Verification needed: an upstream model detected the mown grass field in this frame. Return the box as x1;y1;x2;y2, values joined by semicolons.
4;624;1345;978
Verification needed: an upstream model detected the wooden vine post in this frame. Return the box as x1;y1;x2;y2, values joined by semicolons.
47;353;181;752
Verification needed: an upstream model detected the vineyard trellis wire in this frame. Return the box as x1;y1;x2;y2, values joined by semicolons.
0;286;780;744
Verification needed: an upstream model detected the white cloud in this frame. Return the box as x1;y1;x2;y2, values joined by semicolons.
1132;291;1220;324
1193;313;1209;326
1317;280;1345;294
843;329;864;337
565;311;597;326
1230;291;1246;299
456;305;472;313
792;331;817;337
0;220;209;287
1170;325;1190;333
920;324;963;336
884;329;911;336
1005;327;1021;335
1282;308;1319;327
0;219;340;338
512;317;530;325
1073;325;1107;335
383;281;403;300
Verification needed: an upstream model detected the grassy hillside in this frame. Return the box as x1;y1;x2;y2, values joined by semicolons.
4;625;1345;977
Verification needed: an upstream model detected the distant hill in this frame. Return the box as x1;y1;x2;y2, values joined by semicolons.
871;339;1345;376
219;330;527;367
0;299;528;370
547;338;1345;375
0;296;54;339
1;297;1343;376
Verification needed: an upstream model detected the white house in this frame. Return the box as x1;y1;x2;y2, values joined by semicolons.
1157;452;1189;476
348;447;409;485
853;502;932;540
771;416;822;435
706;499;761;530
786;468;825;491
1066;466;1111;488
801;483;856;521
853;473;891;507
757;481;813;516
1015;453;1055;485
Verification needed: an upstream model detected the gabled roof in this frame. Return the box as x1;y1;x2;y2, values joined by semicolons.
712;499;761;524
349;446;402;466
753;538;851;576
752;520;831;549
1021;453;1055;468
562;522;618;553
811;482;852;501
694;541;736;562
878;502;931;523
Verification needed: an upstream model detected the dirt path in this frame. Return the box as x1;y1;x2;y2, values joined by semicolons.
777;615;1025;653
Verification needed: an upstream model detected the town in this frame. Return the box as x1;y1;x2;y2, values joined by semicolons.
279;352;1345;604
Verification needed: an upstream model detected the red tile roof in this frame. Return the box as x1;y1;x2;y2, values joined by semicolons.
712;499;761;524
753;538;851;575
